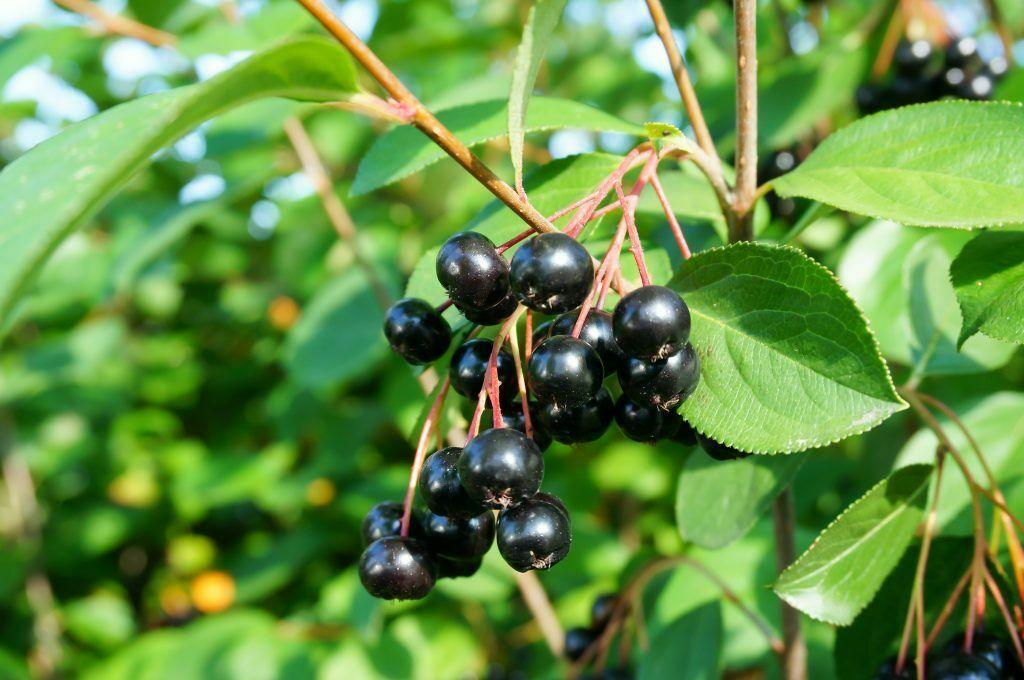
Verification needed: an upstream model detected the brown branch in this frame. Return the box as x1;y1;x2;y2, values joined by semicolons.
293;0;556;235
514;570;565;658
54;0;177;46
732;0;758;242
773;488;808;680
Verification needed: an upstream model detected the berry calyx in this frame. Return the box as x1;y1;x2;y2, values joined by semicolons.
551;308;624;373
510;233;594;314
618;343;700;408
458;428;544;508
528;335;605;407
496;496;572;572
418;447;485;518
361;501;420;545
697;433;751;461
612;285;691;360
450;338;517;404
421;510;495;562
359;536;437;600
537;387;614;444
436;232;511;310
613;395;666;442
383;298;452;365
564;626;596;661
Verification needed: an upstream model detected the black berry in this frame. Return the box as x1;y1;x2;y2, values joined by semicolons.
591;594;616;630
670;417;698;446
437;555;483;579
497;496;572;572
418;447;484;518
564;626;596;661
421;509;495;562
894;39;933;76
436;232;510;310
612;285;691;360
510;233;594;314
359;536;437;600
384;298;452;365
533;492;570;525
927;650;999;680
614;395;666;442
551;308;624;372
942;632;1018;678
538;387;614;443
528;336;604;407
531;319;554;347
458;428;544;508
945;37;981;70
872;657;914;680
697;433;751;461
501;400;553;452
450;338;517;404
618;343;700;408
362;501;419;545
458;291;517;326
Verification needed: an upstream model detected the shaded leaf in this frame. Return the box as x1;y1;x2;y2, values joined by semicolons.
639;602;722;680
950;230;1024;347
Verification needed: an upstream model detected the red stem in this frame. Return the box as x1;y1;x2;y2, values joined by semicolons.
436;299;453;313
615;182;651;287
401;377;451;536
648;170;691;259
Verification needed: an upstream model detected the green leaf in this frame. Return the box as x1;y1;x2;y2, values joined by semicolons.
670;242;905;454
177;2;314;57
773;101;1024;227
0;36;358;336
676;451;805;549
508;0;567;191
63;591;136;651
283;269;393;390
838;221;1015;374
774;464;933;625
352;97;641;195
639;602;722;680
950;230;1024;347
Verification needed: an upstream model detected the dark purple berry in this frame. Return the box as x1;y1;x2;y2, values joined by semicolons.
873;656;914;680
510;233;594;314
533;492;570;525
926;650;999;679
362;501;420;545
618;343;700;408
697;433;751;461
458;428;543;508
501;400;553;452
564;627;596;661
418;447;484;518
421;510;495;562
359;536;437;600
531;319;554;347
384;298;452;365
551;308;624;372
437;555;483;579
958;72;995;100
612;285;691;360
894;39;934;76
591;594;616;630
614;395;667;442
670;418;698;446
528;336;604;407
497;496;571;572
537;387;614;444
450;339;517;404
436;232;510;310
942;632;1018;678
458;291;517;326
945;37;981;70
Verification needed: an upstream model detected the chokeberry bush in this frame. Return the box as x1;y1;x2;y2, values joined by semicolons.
1;0;1024;679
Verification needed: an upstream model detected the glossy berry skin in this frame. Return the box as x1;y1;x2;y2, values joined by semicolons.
450;339;517;404
531;319;554;348
612;285;691;360
436;232;510;310
894;39;934;76
618;343;700;408
872;657;914;680
458;428;544;508
421;510;495;562
926;651;1000;680
458;291;517;326
510;233;594;314
614;395;667;442
538;387;614;444
437;555;482;579
697;433;751;461
551;309;624;373
533;492;570;525
942;633;1019;679
528;336;605;406
497;497;572;572
384;298;452;365
361;501;420;545
945;37;981;70
501;401;553;452
591;594;616;630
418;447;484;518
670;418;698;446
359;536;437;600
564;627;596;661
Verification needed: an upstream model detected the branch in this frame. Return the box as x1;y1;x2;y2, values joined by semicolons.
732;0;758;242
514;570;565;658
53;0;177;46
772;488;808;680
293;0;556;235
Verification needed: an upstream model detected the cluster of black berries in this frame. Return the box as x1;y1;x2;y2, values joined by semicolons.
875;632;1023;679
858;37;1009;115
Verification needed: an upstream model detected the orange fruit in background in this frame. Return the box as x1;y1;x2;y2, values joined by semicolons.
190;570;236;614
268;295;300;330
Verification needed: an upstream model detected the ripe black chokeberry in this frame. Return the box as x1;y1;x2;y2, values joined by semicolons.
942;632;1018;678
528;336;604;407
450;339;516;404
359;536;437;600
894;39;934;76
618;343;700;408
697;433;751;461
458;291;517;326
927;651;999;680
564;626;596;661
945;37;981;70
437;555;483;579
510;233;594;314
361;501;420;545
872;657;914;680
501;401;553;452
497;496;572;572
670;417;698;446
533;492;570;525
612;285;691;360
436;232;510;310
383;298;452;365
531;319;554;347
421;510;495;562
614;395;666;443
418;447;484;518
458;428;543;508
551;309;624;372
590;594;616;630
538;387;614;443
